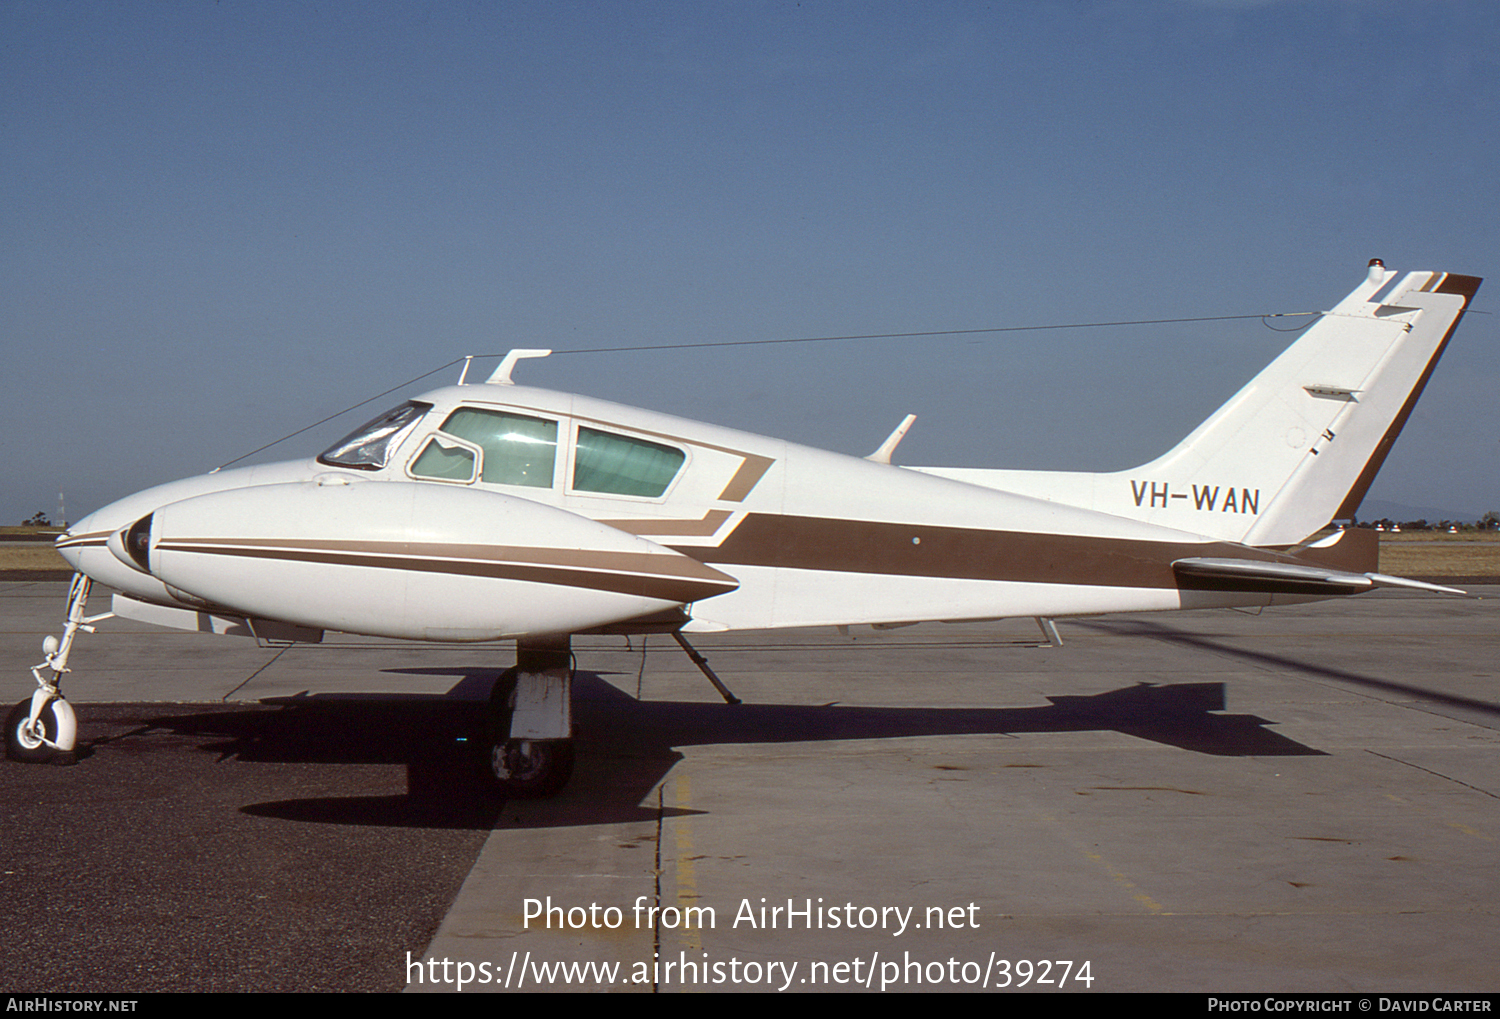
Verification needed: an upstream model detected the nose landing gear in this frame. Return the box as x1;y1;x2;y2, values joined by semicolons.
8;574;108;764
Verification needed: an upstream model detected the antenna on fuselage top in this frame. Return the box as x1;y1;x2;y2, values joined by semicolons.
866;414;917;464
486;349;553;385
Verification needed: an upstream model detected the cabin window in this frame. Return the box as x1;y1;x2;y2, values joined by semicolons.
318;402;429;470
440;408;557;488
572;427;685;497
408;436;478;483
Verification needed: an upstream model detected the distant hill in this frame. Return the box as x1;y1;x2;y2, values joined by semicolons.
1358;498;1486;525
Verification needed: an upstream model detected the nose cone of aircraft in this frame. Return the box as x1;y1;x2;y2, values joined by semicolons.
47;458;330;599
54;513;98;572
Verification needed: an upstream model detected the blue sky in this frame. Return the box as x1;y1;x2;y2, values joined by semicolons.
4;0;1496;526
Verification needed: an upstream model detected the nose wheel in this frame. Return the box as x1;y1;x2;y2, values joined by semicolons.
5;696;76;764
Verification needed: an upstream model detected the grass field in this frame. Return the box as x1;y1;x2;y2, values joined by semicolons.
1375;531;1500;577
3;528;1496;578
0;527;67;574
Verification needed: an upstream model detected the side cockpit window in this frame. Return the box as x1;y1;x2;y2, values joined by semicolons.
408;436;479;483
397;405;683;498
432;408;558;488
573;427;685;497
318;402;430;470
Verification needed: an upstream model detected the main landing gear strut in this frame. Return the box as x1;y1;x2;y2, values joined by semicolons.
6;574;112;765
482;631;740;798
485;636;576;798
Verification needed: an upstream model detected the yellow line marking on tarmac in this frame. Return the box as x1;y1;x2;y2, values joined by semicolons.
1083;850;1166;913
1447;822;1492;841
674;774;704;952
1039;812;1166;914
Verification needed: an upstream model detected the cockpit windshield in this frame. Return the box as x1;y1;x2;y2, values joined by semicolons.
317;401;430;470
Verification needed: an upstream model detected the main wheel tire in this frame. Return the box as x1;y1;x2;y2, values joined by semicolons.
487;738;575;799
6;699;60;764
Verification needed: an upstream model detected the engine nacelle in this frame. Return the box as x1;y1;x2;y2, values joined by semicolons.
128;479;738;641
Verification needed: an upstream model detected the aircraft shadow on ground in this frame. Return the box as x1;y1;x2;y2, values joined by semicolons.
1075;617;1500;721
104;669;1323;830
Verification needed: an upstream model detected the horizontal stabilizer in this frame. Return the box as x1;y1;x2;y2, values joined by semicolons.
1173;557;1374;595
1363;572;1470;597
1172;558;1469;598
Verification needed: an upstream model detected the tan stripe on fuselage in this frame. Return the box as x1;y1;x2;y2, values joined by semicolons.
55;530;112;549
160;536;737;584
716;455;774;502
155;539;738;603
596;510;734;536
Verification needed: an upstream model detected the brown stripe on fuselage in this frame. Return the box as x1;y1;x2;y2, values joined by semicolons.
162;536;735;583
670;513;1284;589
1283;526;1378;574
155;539;739;603
55;530;112;549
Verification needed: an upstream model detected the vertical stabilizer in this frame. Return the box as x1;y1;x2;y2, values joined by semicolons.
1131;268;1481;546
913;265;1481;547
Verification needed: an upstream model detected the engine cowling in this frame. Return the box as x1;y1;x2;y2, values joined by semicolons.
128;479;738;641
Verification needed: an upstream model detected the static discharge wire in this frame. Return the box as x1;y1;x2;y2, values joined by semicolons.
213;309;1320;471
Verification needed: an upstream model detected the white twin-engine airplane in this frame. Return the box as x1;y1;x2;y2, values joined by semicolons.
14;262;1481;797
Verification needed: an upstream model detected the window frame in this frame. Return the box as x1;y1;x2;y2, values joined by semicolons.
316;401;432;472
563;420;689;502
404;433;483;485
421;405;564;491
